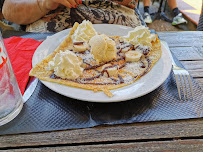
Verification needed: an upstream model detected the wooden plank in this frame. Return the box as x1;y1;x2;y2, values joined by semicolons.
158;32;203;61
194;45;203;58
181;61;203;78
161;37;201;47
170;47;203;61
0;119;203;148
188;69;203;78
181;61;203;70
158;31;203;47
158;31;203;39
2;139;203;152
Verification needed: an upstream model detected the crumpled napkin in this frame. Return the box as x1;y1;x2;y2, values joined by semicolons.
3;37;42;95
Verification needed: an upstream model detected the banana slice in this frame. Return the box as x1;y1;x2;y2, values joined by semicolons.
102;64;118;77
73;42;89;52
125;50;142;62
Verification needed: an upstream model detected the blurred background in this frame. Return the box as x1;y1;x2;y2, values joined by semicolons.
138;0;202;31
0;0;202;32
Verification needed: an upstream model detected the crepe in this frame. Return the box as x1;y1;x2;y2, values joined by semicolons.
29;22;161;97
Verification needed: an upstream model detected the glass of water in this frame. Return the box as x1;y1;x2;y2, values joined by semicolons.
0;32;24;126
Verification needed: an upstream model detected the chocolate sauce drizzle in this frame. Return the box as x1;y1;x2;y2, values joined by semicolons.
137;45;151;55
50;41;152;85
117;43;134;56
84;57;124;70
101;64;118;78
81;74;102;81
139;57;151;77
118;74;124;83
77;50;90;54
73;42;84;45
140;60;146;68
110;77;119;82
83;60;91;66
50;57;151;85
119;63;126;69
50;73;118;85
117;49;122;55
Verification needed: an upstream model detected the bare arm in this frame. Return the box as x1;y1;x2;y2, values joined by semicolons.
2;0;80;25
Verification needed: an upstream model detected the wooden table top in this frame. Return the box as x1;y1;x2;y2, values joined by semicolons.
0;31;203;151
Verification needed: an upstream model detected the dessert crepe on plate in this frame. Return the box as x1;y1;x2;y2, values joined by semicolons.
29;20;161;97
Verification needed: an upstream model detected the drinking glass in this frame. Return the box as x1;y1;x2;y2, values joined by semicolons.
0;32;24;126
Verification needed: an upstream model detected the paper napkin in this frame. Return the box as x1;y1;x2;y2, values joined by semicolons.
3;37;42;95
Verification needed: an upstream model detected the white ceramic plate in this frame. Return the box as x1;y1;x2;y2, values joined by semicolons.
32;24;172;102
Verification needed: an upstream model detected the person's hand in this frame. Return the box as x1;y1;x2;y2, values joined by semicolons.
40;0;82;11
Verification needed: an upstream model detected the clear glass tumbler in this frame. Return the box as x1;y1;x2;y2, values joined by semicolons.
0;32;24;126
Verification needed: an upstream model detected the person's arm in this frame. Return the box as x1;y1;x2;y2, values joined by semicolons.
3;0;48;25
2;0;80;25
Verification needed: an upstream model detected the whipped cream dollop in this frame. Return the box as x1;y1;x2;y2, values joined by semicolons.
71;20;97;43
120;26;157;48
48;50;83;79
89;34;117;63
